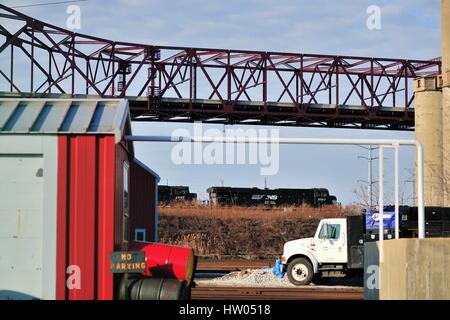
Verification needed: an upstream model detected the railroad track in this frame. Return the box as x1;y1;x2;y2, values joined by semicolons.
197;260;273;272
191;286;364;300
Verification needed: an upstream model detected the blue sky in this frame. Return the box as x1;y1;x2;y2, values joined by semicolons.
2;0;442;204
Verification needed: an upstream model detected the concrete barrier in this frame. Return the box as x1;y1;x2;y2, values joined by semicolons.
364;239;450;300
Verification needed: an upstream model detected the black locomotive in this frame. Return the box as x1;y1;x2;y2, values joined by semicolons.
207;187;337;207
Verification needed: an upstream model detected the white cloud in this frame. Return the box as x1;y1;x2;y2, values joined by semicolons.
5;0;439;59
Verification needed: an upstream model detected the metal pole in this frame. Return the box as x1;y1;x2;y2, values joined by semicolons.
358;145;378;211
378;147;384;263
394;145;400;239
10;45;14;92
127;136;412;146
368;146;373;210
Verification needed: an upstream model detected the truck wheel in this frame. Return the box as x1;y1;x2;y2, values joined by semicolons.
287;258;313;286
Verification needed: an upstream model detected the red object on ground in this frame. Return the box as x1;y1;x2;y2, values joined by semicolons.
131;243;195;285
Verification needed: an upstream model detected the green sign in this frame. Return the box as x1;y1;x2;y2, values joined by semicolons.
110;251;146;273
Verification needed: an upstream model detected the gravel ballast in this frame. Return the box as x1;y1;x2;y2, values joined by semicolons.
195;268;364;288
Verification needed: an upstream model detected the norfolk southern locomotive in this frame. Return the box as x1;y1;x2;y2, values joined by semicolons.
207;187;337;207
158;186;197;204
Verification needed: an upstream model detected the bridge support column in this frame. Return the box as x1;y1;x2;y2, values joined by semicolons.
442;0;450;207
444;88;450;207
414;77;443;206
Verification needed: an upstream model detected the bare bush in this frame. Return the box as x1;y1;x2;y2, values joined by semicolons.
158;203;357;259
159;203;348;220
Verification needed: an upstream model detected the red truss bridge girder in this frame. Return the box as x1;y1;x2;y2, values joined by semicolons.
0;4;441;130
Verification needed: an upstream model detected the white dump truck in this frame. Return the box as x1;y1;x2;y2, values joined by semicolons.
280;216;365;285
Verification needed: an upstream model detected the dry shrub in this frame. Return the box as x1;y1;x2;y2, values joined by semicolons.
159;203;353;220
172;233;224;257
158;204;358;259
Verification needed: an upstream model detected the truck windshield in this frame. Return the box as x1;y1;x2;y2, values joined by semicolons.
319;223;341;240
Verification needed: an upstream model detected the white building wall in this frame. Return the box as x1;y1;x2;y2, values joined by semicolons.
0;135;58;300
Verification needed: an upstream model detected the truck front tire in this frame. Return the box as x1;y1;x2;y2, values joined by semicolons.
287;257;313;286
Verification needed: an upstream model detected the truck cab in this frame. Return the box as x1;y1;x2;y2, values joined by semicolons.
281;216;364;285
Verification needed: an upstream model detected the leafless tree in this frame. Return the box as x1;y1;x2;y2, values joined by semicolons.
352;180;410;211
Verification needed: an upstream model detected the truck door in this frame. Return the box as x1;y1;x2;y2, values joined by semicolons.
313;220;347;263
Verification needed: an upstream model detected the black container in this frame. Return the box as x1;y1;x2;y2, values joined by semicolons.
425;221;442;237
118;276;188;300
363;232;395;242
425;207;442;221
443;207;450;220
442;221;450;232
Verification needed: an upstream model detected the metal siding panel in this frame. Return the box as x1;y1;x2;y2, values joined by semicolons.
9;101;46;132
0;155;44;300
112;100;126;129
114;144;129;251
68;136;97;300
38;101;71;132
0;135;43;154
64;101;97;133
88;102;116;133
56;136;68;300
97;136;115;300
154;179;158;242
0;136;58;300
0;100;20;130
41;136;58;300
129;161;157;243
57;135;116;300
147;175;156;242
0;98;128;135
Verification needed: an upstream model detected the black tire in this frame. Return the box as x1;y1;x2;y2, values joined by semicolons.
119;276;188;300
287;257;314;286
130;278;187;300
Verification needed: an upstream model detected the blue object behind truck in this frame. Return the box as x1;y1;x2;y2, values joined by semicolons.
365;208;396;230
365;206;450;238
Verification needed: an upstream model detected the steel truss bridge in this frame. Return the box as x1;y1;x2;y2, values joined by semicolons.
0;4;441;130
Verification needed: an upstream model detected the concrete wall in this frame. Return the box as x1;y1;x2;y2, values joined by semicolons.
443;0;450;207
444;87;450;207
365;239;450;300
442;0;450;86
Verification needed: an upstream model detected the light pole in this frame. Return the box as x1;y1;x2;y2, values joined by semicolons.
357;145;379;211
405;168;416;206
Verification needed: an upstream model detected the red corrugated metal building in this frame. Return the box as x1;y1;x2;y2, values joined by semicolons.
0;98;159;300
